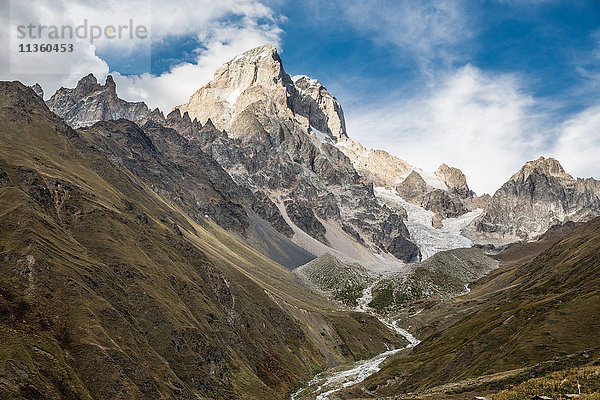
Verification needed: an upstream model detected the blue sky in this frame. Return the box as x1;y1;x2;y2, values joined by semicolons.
272;0;600;120
274;0;600;192
146;1;600;110
2;0;599;193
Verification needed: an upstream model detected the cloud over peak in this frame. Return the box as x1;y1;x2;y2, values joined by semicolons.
344;65;550;195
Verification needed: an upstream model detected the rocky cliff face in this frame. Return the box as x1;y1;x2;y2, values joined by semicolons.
45;46;421;263
174;45;347;143
435;163;472;199
174;46;420;262
395;171;431;204
29;83;44;98
336;141;413;189
47;74;150;128
470;156;600;241
394;165;485;226
292;75;347;140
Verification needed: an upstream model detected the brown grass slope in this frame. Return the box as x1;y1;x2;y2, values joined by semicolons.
0;81;405;400
493;221;582;266
351;216;600;398
493;365;600;400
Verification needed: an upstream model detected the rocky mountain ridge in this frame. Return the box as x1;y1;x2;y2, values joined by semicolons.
468;156;600;242
174;45;347;143
40;45;600;257
43;47;422;263
394;164;489;227
47;74;150;128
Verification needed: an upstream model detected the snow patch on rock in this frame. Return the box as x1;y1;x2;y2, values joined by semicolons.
413;168;448;190
375;187;482;259
225;88;242;106
311;125;333;144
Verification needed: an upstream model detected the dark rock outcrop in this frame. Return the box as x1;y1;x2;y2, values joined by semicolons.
395;169;472;220
29;83;44;98
47;74;150;128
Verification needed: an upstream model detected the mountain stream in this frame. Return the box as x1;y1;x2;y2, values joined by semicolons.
290;285;420;399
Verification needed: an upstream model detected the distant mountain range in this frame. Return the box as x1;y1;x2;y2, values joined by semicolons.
44;45;600;264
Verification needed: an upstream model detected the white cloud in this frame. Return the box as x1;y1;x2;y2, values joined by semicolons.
149;0;276;39
552;106;600;180
345;65;551;195
0;0;281;109
113;19;281;111
338;0;473;70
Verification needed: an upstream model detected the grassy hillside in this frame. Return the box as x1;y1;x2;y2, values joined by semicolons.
346;216;600;398
294;248;497;313
0;82;405;399
493;365;600;400
294;253;374;307
492;221;582;266
369;248;497;313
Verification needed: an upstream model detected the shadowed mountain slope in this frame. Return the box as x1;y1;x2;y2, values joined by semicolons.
348;216;600;398
77;118;314;269
0;81;405;400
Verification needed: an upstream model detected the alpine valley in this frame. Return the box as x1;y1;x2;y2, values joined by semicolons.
1;45;599;400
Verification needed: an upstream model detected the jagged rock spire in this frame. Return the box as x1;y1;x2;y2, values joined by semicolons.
46;74;149;128
174;45;348;142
